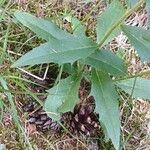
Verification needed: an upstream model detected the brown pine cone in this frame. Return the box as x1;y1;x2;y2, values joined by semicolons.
23;96;100;136
23;101;61;132
61;96;100;137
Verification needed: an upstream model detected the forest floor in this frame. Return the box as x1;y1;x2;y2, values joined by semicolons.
0;0;150;150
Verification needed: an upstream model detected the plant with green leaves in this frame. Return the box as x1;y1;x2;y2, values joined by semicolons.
12;0;150;149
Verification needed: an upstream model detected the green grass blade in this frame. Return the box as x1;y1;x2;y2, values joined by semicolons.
0;77;33;150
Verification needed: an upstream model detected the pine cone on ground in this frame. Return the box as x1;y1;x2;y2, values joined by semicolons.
23;96;100;137
61;96;100;136
23;102;61;132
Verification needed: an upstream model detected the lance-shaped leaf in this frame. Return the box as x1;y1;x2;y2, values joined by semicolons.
12;37;97;67
121;25;150;61
116;77;150;99
91;69;120;150
44;74;82;120
82;49;127;76
127;0;137;8
96;0;125;45
0;144;6;150
146;1;150;27
64;15;86;37
14;11;74;41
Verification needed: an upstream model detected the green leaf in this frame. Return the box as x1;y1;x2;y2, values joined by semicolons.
81;49;127;76
121;25;150;61
116;77;150;99
44;74;82;120
64;15;86;37
126;0;137;8
63;63;78;75
91;69;120;150
14;11;74;41
96;0;125;45
12;38;97;67
0;99;3;122
0;77;18;119
0;144;6;150
58;73;82;112
146;1;150;27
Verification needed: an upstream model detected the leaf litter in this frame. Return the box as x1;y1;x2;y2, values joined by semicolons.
0;0;150;150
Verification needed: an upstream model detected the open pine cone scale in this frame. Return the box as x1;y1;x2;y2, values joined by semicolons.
23;96;101;137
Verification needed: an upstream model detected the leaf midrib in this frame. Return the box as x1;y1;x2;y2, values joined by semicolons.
95;70;118;141
124;27;150;52
89;56;125;75
20;45;97;60
59;76;80;111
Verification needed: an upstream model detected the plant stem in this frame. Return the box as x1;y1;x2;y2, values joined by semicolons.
54;65;63;86
98;0;146;47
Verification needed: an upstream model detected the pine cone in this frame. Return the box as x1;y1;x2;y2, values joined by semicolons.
23;102;61;132
23;96;100;136
61;96;100;136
